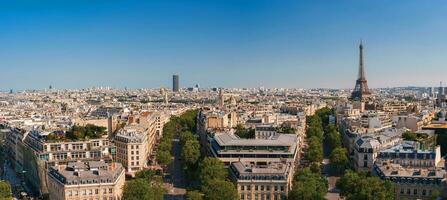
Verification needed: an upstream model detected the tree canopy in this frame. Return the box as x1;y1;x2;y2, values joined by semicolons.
198;157;228;187
336;170;394;200
0;181;12;200
122;177;165;200
289;168;328;200
181;138;201;170
329;147;348;174
325;124;341;152
201;179;238;200
306;136;323;163
234;124;255;139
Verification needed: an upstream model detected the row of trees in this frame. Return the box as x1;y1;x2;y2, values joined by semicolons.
179;131;200;175
306;108;348;174
288;108;333;199
156;109;199;168
325;123;348;174
305;108;334;169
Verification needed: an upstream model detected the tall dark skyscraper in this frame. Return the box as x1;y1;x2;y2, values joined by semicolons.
172;74;179;92
351;42;371;101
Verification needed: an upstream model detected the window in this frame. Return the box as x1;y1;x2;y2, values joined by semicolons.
363;161;367;167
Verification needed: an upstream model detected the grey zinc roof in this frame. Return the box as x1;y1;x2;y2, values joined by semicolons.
214;132;298;147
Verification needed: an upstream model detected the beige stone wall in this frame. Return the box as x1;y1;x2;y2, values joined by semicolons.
237;182;288;200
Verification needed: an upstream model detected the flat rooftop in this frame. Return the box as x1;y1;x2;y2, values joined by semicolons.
231;161;290;175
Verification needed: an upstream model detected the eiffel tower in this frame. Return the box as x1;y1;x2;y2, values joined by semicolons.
351;41;371;100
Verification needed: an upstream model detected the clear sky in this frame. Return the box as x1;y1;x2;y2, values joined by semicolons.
1;0;447;90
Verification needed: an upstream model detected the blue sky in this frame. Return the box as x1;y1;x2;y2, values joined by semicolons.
1;0;446;90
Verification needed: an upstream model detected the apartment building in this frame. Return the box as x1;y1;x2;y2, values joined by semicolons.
374;141;444;200
230;161;292;200
114;125;148;175
209;132;299;165
48;161;125;200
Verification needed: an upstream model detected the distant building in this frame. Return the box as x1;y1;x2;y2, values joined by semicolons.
48;161;125;200
254;124;277;139
437;82;446;107
173;74;179;92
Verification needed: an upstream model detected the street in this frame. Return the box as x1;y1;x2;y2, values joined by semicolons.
164;137;187;200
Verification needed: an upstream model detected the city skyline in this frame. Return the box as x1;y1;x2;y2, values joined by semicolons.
1;0;447;90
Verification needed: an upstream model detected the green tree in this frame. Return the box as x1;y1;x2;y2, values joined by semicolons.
0;181;12;199
306;126;324;140
325;126;342;152
158;140;172;152
402;131;417;141
329;147;348;174
180;131;195;146
198;157;228;187
337;170;394;200
289;168;327;200
202;179;238;200
306;136;323;163
122;178;165;200
156;150;171;167
135;169;157;180
315;107;333;129
181;139;201;170
65;124;107;140
309;162;321;174
234;124;255;139
186;190;204;200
